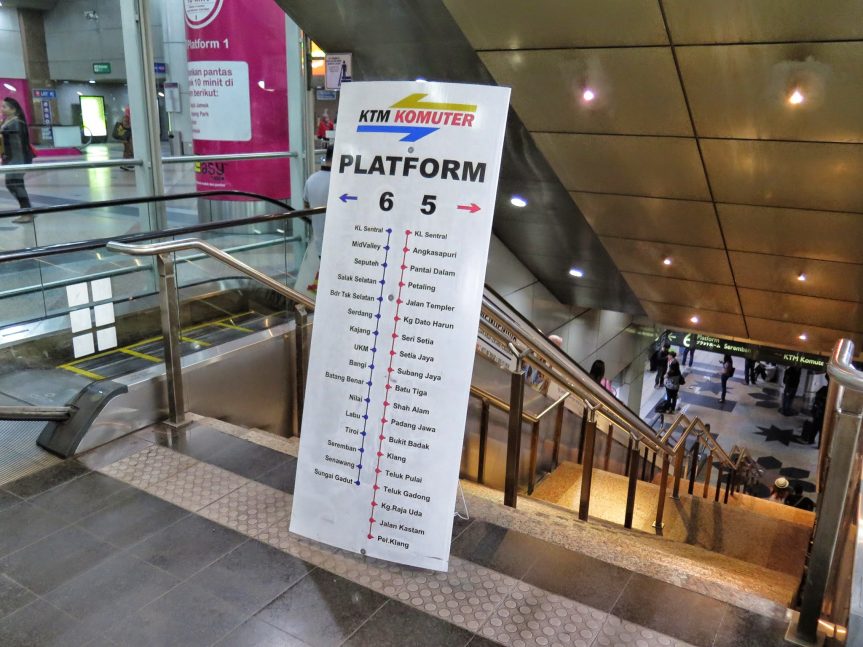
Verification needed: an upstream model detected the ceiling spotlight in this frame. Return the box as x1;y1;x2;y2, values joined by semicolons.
582;88;595;102
662;257;672;266
799;333;808;341
690;315;700;324
797;272;807;282
788;88;804;105
510;195;527;208
569;268;584;278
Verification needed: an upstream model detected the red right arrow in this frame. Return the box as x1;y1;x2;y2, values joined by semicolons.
457;203;481;213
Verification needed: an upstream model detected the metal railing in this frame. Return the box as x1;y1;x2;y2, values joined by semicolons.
104;237;756;537
791;339;863;644
106;237;314;428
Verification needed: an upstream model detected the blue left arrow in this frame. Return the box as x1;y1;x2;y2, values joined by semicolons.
340;193;358;203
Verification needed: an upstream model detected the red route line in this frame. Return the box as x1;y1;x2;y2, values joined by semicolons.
367;229;411;540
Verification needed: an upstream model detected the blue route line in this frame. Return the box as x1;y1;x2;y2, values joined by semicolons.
355;227;393;485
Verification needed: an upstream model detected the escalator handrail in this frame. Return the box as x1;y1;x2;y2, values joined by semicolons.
0;190;297;220
0;204;324;264
106;238;315;311
480;286;671;456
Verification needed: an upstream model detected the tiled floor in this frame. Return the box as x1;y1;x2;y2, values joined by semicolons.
0;420;799;646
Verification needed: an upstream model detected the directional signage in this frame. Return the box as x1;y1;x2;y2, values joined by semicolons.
290;81;510;570
665;330;827;370
92;62;111;74
324;52;352;90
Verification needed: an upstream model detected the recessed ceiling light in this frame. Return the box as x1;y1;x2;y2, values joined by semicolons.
415;77;427;82
582;88;595;102
788;88;804;105
799;333;808;341
510;195;527;208
690;315;699;324
663;257;672;266
569;268;584;278
797;272;807;282
88;79;96;84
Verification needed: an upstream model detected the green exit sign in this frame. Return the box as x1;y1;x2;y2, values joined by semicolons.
92;62;111;74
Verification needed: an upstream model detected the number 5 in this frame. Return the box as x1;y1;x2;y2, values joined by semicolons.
420;194;437;215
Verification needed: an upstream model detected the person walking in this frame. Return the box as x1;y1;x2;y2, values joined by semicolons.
744;357;754;385
781;365;801;415
1;97;34;221
719;354;734;404
589;359;617;397
295;142;333;296
664;350;682;412
681;344;694;368
654;341;671;388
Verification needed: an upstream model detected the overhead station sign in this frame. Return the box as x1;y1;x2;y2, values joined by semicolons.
290;81;510;570
665;330;827;370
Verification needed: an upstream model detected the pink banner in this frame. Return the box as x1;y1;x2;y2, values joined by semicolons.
0;79;33;124
184;0;290;200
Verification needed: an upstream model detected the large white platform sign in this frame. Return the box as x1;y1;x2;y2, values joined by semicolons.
290;81;510;570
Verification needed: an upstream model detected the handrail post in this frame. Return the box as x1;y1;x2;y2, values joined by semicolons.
795;405;863;642
478;400;490;484
294;305;308;436
672;448;684;500
702;452;713;499
641;446;649;481
688;439;700;496
624;439;640;529
552;404;565;468
604;423;613;470
577;410;588;464
714;465;722;502
527;421;541;495
654;453;670;533
504;348;528;508
578;404;597;521
724;467;733;503
156;252;188;428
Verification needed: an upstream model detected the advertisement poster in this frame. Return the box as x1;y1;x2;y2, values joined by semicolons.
290;81;510;570
183;0;290;198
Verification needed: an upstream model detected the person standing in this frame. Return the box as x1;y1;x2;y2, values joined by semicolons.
1;97;34;222
316;110;334;140
664;350;682;412
744;357;755;385
295;142;332;296
781;365;801;415
115;107;134;171
654;341;671;388
589;359;617;397
680;344;694;368
719;354;734;404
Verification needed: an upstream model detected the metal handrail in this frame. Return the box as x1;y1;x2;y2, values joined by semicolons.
828;338;863;391
106;238;315;311
162;151;297;164
480;289;670;457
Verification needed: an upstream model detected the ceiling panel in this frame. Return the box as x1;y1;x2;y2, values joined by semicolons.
746;317;863;357
719;203;863;263
574;193;723;248
442;0;667;49
662;0;863;44
623;274;742;313
702;139;863;212
641;301;748;338
678;42;863;143
480;48;692;136
739;288;863;333
729;251;863;302
534;134;710;200
601;238;735;285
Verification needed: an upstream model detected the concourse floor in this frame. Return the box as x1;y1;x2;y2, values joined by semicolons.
0;417;796;646
640;352;820;499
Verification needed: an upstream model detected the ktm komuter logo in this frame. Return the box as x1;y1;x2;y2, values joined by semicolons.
356;93;478;142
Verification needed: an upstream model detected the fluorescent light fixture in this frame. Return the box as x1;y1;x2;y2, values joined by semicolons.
88;79;96;84
569;268;584;278
582;88;595;102
797;272;807;282
663;257;672;266
76;91;83;96
690;315;700;324
415;77;427;82
157;91;164;97
799;333;808;341
510;195;527;208
3;83;15;92
788;88;804;105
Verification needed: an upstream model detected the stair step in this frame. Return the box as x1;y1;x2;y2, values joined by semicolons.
532;461;811;579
